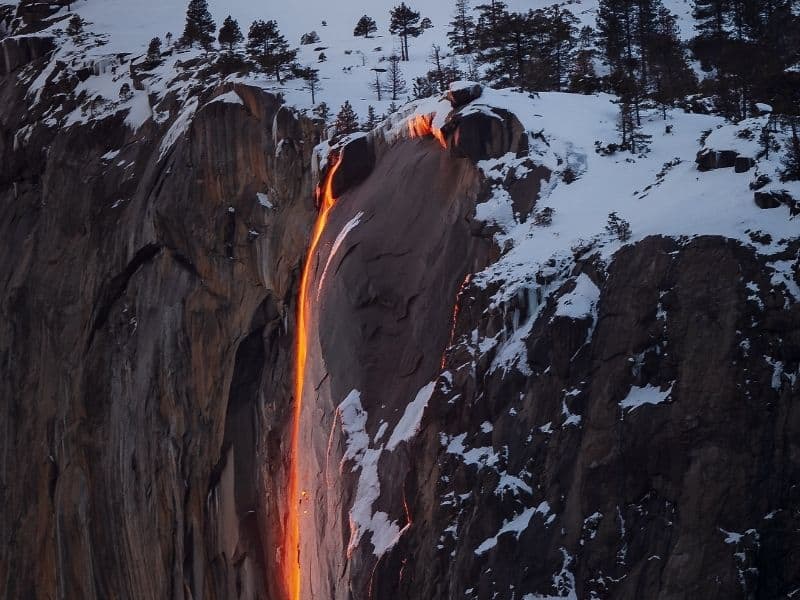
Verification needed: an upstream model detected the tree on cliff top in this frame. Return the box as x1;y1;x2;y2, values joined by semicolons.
181;0;215;47
334;101;359;136
246;20;298;82
390;3;424;61
218;16;243;52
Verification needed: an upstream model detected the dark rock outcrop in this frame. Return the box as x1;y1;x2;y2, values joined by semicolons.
696;148;739;171
754;190;799;215
0;34;54;74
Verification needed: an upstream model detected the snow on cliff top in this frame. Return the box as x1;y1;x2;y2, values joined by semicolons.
29;0;695;119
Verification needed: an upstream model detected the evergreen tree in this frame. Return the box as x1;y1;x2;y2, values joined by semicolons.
649;7;696;117
428;44;446;92
387;54;408;100
371;68;387;101
544;5;579;91
474;0;509;53
119;82;133;101
313;101;331;123
598;0;643;124
693;0;730;38
354;15;378;38
448;0;476;54
66;14;84;38
362;105;379;131
296;66;321;104
181;0;215;47
782;127;800;181
218;16;243;52
334;101;359;136
413;75;437;99
300;31;320;45
569;26;600;93
246;20;298;82
390;3;423;61
144;37;162;69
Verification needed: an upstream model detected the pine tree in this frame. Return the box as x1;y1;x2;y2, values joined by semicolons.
246;20;298;82
569;27;600;93
181;0;215;47
474;0;508;52
313;101;331;123
428;44;446;92
598;0;643;124
693;0;730;38
296;66;321;104
390;3;423;61
370;68;387;100
354;15;378;37
218;16;243;52
781;116;800;181
544;5;579;91
66;14;84;38
447;0;476;54
144;37;162;69
649;7;696;117
334;101;359;136
300;31;320;45
362;105;379;131
413;75;437;98
387;54;408;100
119;82;132;101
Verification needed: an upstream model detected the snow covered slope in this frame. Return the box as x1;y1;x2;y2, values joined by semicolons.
15;0;697;120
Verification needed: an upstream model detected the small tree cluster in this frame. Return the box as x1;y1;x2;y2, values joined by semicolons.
300;31;321;45
246;20;298;82
334;101;360;136
144;37;162;69
605;212;632;241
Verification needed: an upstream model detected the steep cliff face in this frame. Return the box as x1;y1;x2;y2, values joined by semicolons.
0;31;320;595
2;6;800;600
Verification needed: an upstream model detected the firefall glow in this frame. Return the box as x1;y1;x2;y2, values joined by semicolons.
408;114;447;149
441;274;473;370
285;153;344;600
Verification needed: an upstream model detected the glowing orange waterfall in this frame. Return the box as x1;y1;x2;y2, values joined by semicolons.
285;153;344;600
408;114;447;149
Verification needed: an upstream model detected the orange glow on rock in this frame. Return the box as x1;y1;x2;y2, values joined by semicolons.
407;114;447;149
285;153;345;600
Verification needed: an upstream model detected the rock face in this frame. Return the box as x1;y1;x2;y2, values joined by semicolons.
0;77;319;599
380;235;800;600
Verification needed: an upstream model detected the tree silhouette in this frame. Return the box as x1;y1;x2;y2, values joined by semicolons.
181;0;215;47
354;15;378;38
218;16;243;52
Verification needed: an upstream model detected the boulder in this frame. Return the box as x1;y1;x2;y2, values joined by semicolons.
754;190;799;215
447;81;483;109
330;134;374;198
446;107;528;162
